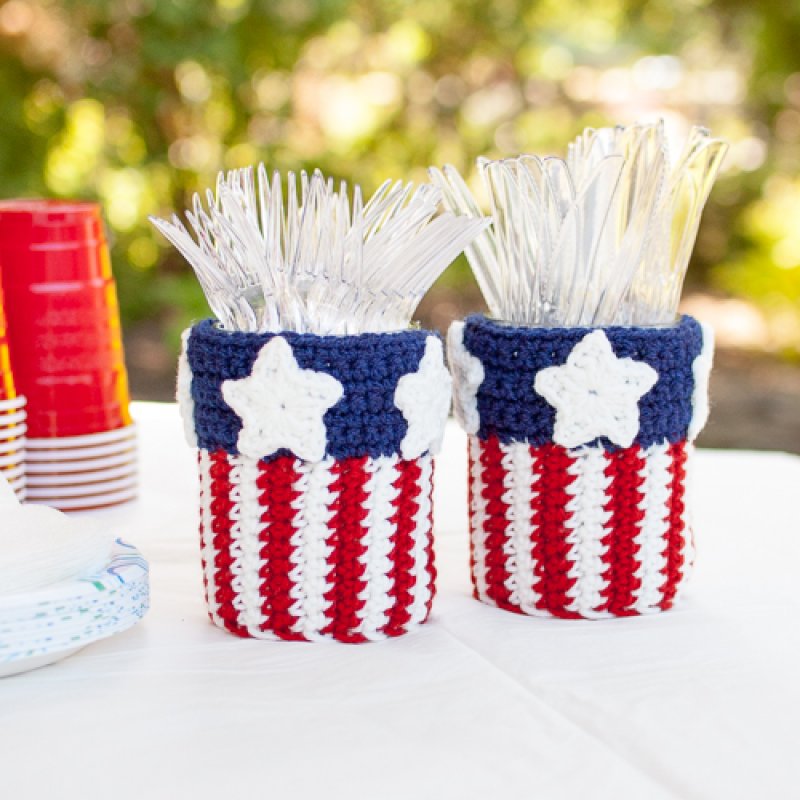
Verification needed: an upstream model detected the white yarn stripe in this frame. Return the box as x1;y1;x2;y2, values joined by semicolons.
407;455;434;626
563;445;612;619
177;328;198;447
277;456;307;639
632;441;673;614
232;453;271;636
224;455;248;625
198;450;223;627
290;457;337;641
499;441;543;613
356;456;401;640
468;436;491;604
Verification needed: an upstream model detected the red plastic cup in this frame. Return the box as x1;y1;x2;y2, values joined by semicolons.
0;200;132;438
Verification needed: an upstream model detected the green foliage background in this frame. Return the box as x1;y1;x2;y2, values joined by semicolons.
1;0;799;355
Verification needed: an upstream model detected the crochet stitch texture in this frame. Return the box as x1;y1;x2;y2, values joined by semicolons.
463;314;704;449
182;321;448;642
187;319;435;461
454;314;712;619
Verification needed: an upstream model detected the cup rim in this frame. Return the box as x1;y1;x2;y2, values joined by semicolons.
464;313;696;338
25;424;136;450
0;452;24;468
0;396;26;412
25;440;137;462
0;438;25;454
0;410;27;427
24;452;136;474
24;464;137;487
0;423;26;440
25;487;136;511
194;317;431;345
25;475;138;500
0;464;25;480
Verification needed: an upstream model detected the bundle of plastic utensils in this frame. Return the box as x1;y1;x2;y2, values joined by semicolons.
151;166;489;335
430;121;727;327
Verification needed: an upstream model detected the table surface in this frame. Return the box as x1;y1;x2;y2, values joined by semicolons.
2;402;800;799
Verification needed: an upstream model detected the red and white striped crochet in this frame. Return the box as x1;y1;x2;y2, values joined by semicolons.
451;315;713;619
181;322;450;642
467;437;693;617
197;450;435;641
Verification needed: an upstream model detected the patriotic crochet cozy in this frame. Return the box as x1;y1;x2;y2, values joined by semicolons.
448;314;714;619
179;320;452;642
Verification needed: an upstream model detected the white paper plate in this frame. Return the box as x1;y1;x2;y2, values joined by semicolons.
1;575;146;635
26;425;137;450
0;647;85;679
0;540;149;673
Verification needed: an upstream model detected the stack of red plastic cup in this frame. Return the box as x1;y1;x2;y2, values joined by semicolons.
0;279;26;500
0;200;137;511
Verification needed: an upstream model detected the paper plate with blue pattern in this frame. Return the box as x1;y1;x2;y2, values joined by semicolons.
0;539;149;677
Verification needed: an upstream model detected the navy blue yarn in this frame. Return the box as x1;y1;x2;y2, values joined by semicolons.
462;314;704;449
187;319;433;460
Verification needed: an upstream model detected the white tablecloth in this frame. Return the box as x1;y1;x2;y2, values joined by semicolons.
2;402;800;799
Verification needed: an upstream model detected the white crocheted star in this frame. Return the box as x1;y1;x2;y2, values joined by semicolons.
222;337;344;462
688;322;714;440
447;321;484;435
176;328;198;448
395;336;453;459
534;330;658;449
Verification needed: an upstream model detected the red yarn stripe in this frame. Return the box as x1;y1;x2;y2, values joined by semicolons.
208;450;248;637
256;455;305;641
660;441;688;610
479;436;515;611
600;446;646;615
383;458;421;637
530;443;578;618
323;456;370;643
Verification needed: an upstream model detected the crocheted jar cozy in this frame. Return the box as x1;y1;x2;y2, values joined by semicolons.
179;320;452;642
448;314;714;619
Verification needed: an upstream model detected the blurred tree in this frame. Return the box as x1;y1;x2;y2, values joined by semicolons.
0;0;797;359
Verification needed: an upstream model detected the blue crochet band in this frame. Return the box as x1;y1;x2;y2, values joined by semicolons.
462;314;704;449
186;319;434;460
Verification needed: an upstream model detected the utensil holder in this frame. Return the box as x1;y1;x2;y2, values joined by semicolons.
181;320;452;642
448;314;713;618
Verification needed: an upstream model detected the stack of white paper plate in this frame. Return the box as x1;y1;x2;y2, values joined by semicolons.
0;539;149;677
